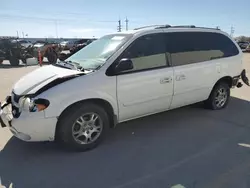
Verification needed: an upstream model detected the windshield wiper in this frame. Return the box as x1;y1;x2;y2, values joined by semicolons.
55;60;85;71
64;60;80;68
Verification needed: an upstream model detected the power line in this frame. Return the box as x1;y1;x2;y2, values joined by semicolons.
0;14;117;23
2;8;90;17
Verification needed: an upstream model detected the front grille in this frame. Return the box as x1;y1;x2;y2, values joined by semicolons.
11;91;21;118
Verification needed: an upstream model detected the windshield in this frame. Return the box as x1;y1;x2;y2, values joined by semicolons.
66;34;132;69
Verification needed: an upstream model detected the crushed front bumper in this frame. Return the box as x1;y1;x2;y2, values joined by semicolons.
1;95;57;142
0;98;32;141
0;96;12;128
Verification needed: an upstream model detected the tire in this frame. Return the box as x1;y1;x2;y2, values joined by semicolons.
204;82;230;110
47;52;57;64
58;53;68;61
56;102;109;152
9;56;20;66
0;59;3;64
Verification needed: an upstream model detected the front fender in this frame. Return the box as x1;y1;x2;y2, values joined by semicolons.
41;89;118;119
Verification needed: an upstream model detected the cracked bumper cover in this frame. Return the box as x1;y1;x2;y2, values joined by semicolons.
1;97;57;142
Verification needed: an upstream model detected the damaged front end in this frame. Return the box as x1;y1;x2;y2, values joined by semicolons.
0;74;82;128
0;96;12;128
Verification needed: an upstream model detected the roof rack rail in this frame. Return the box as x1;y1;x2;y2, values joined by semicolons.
195;26;220;30
155;25;172;29
170;25;220;30
133;25;221;31
171;25;196;28
134;24;171;30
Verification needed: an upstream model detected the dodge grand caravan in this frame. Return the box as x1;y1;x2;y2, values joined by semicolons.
1;25;249;151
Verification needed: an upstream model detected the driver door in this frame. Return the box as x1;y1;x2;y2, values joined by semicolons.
115;33;174;121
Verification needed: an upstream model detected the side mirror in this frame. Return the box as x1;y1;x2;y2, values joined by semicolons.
115;58;134;73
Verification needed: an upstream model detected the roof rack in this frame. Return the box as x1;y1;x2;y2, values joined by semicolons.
170;25;196;28
159;25;220;30
194;26;220;30
134;25;220;31
155;25;172;29
134;25;171;30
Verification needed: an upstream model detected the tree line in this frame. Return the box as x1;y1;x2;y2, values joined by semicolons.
235;36;250;42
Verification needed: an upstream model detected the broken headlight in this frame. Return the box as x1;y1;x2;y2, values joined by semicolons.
20;97;50;112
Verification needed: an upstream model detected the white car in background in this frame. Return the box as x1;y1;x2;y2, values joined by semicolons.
17;39;33;48
0;25;249;152
60;40;75;50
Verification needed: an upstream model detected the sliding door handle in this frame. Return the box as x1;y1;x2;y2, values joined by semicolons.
176;74;186;81
160;77;172;84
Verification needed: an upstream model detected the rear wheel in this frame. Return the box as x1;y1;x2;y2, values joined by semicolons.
56;103;109;152
204;82;230;110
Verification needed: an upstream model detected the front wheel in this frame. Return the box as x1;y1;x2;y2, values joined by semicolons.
56;103;109;152
204;82;230;110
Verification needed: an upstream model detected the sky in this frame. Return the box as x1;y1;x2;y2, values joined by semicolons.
0;0;250;38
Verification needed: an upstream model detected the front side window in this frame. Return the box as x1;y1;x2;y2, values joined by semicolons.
67;34;132;69
167;32;239;67
119;33;167;72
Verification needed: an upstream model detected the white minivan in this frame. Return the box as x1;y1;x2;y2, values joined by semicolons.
1;25;249;151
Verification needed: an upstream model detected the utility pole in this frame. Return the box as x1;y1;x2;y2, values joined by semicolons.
125;17;129;31
117;19;122;32
16;31;19;38
22;32;25;38
230;26;235;37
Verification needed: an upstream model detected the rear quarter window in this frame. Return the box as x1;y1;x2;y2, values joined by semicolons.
166;31;239;66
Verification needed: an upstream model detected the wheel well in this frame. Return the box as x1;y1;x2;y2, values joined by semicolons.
55;99;116;140
215;76;233;88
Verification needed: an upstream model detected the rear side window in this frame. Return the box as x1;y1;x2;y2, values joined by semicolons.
167;32;239;66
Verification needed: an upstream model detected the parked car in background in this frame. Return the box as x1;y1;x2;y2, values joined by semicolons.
59;39;96;61
237;41;250;52
60;40;77;50
16;39;33;48
246;46;250;52
69;39;89;53
32;40;62;64
61;39;95;51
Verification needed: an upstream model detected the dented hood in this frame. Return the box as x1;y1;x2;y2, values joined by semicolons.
13;65;83;95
